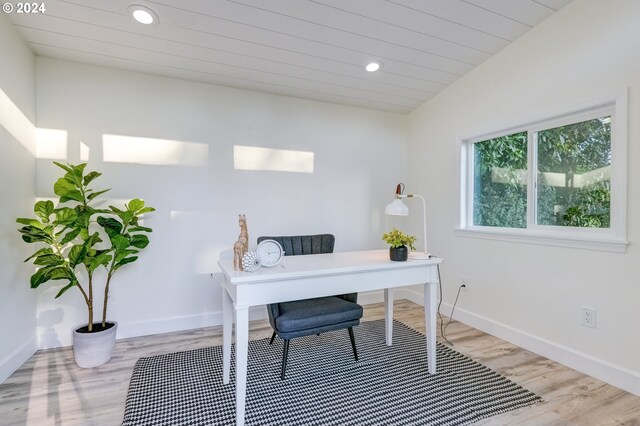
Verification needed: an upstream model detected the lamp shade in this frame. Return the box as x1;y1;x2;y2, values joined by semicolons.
384;198;409;216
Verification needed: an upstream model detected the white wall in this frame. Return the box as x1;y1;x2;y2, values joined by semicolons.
35;57;408;347
408;0;640;395
0;13;37;383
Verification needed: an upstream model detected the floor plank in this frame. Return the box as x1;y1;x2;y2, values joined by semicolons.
1;300;639;425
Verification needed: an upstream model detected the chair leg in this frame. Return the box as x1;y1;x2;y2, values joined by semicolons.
281;339;290;380
269;331;276;345
348;327;359;361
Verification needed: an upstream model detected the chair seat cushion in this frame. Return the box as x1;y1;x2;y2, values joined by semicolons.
275;296;363;333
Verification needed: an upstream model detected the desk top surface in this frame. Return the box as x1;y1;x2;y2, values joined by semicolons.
218;249;442;284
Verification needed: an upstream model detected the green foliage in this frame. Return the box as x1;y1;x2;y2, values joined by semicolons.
17;162;155;331
473;132;527;228
382;228;417;250
537;117;611;228
473;116;611;229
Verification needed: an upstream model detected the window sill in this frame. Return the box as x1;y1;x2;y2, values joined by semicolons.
454;227;628;253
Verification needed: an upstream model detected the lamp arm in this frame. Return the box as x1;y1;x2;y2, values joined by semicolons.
406;194;427;255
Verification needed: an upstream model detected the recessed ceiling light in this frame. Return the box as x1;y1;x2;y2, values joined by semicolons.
365;61;383;72
129;5;158;25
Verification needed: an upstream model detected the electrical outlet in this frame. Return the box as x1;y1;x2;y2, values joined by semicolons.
461;277;469;290
582;307;596;328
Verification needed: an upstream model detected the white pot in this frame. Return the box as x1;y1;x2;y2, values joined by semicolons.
72;321;118;368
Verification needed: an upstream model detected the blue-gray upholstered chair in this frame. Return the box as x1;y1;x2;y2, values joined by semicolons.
257;234;363;379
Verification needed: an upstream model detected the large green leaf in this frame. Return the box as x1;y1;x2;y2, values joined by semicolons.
53;177;76;196
115;210;134;224
110;234;130;252
114;256;138;271
86;252;112;272
65;164;87;186
84;231;103;248
75;208;91;230
68;244;87;268
54;178;83;203
53;161;73;174
34;200;54;223
60;191;84;204
33;253;64;266
18;226;53;244
24;247;53;262
127;199;145;213
59;228;81;245
55;281;77;299
129;226;152;233
115;248;138;263
16;217;44;228
97;216;123;238
83;171;101;186
130;234;149;249
30;265;69;288
54;207;77;226
87;188;111;201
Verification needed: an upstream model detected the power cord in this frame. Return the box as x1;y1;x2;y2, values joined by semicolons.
441;283;465;345
436;263;465;347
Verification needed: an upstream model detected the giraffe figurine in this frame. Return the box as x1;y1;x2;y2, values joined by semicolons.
233;214;249;270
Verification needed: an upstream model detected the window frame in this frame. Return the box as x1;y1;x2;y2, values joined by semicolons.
457;92;628;253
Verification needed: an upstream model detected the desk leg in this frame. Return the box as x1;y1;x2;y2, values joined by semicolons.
222;287;233;384
235;306;249;426
384;288;394;346
424;280;438;374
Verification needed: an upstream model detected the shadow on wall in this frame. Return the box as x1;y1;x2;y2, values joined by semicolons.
37;307;64;350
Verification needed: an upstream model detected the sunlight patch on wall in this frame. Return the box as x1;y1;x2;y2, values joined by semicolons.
36;128;68;160
80;141;90;161
0;88;36;155
103;134;209;166
234;145;314;173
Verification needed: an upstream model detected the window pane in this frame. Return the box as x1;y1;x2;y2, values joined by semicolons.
536;116;611;228
473;132;528;228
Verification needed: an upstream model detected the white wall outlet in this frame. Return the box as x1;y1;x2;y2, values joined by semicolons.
582;307;596;328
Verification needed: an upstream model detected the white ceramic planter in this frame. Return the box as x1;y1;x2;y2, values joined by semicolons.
72;322;117;368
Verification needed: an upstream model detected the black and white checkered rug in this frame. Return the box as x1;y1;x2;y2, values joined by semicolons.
123;320;541;425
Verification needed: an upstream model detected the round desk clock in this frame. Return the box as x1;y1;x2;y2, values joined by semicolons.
256;239;284;267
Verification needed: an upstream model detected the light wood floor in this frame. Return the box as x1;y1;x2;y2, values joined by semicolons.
1;300;639;425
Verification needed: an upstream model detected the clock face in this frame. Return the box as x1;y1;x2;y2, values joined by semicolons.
256;240;284;267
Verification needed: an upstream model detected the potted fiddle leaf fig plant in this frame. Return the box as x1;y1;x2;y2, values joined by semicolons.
382;228;416;261
17;162;154;368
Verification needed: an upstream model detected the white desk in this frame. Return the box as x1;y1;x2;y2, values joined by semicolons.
218;249;442;426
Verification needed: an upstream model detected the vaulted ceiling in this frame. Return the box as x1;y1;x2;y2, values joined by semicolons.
8;0;572;113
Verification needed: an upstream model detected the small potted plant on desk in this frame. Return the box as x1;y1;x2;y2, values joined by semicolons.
16;162;154;368
382;228;416;261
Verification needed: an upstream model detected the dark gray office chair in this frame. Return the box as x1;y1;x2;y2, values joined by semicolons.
257;234;363;380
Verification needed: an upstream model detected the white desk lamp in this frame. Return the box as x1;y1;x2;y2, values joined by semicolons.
384;183;429;259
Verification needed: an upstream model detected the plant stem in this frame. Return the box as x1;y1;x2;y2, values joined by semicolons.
87;273;93;332
102;272;113;327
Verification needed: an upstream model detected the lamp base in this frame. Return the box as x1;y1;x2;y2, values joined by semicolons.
408;251;430;260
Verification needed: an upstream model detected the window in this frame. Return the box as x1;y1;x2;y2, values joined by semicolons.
459;94;628;252
473;131;528;228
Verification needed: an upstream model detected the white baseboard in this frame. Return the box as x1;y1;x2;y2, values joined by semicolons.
27;289;640;397
115;290;424;340
359;288;425;306
0;336;37;384
439;302;640;397
116;305;270;339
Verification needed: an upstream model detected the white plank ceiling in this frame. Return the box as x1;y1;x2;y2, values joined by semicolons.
8;0;572;114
